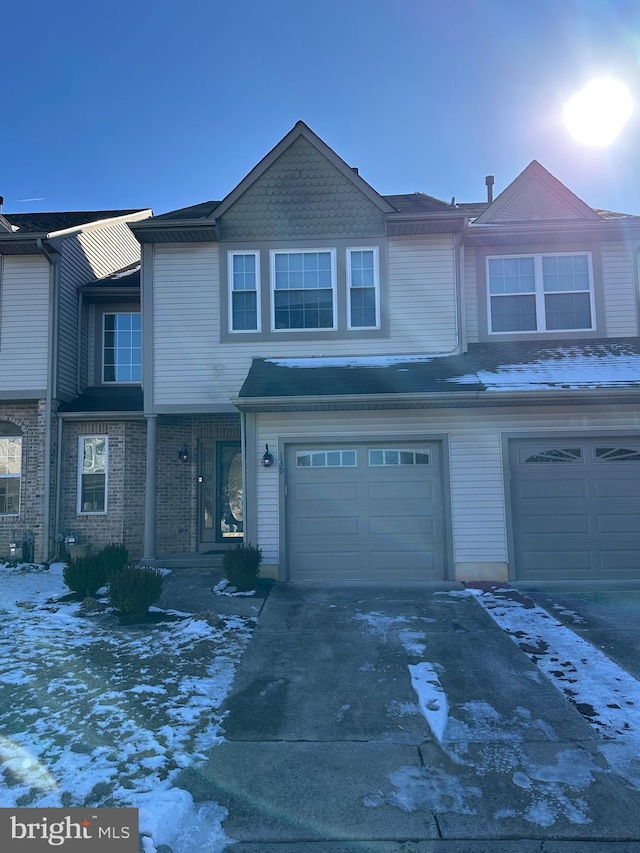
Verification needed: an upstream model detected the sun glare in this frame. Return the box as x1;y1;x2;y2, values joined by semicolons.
564;78;633;147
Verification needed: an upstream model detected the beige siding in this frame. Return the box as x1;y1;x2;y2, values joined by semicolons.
56;219;145;399
253;405;640;569
387;237;457;350
152;236;459;405
153;245;220;406
601;241;639;337
464;247;479;343
0;256;49;392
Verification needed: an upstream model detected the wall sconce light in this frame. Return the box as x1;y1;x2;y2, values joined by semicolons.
262;444;274;468
178;445;190;463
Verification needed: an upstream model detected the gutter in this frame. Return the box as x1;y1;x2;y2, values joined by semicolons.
231;386;640;412
36;238;60;562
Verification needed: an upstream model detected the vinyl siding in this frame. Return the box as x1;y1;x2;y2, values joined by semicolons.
0;256;49;392
56;220;144;400
601;241;639;337
152;235;458;406
253;405;640;569
153;244;220;406
463;246;479;343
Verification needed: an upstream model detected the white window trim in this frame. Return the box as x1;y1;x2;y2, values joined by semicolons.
346;246;380;329
102;311;142;384
487;251;596;335
228;250;261;333
270;248;337;332
77;435;108;515
0;436;21;516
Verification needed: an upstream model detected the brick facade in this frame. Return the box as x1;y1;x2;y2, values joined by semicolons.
0;399;55;562
57;413;241;560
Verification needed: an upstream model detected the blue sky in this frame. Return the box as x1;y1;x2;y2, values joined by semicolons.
3;0;640;216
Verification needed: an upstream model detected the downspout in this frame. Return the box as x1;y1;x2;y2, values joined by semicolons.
455;230;468;354
36;238;59;563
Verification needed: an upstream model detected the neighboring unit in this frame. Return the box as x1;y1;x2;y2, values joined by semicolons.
0;206;151;561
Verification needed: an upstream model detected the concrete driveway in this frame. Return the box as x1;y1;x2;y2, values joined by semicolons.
178;584;640;852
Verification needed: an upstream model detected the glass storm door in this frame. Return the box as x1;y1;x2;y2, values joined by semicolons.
198;440;243;549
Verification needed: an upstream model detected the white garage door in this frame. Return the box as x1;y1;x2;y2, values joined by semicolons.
510;438;640;580
286;443;446;582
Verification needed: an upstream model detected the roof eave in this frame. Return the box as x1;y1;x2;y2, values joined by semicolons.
233;386;640;412
129;219;219;244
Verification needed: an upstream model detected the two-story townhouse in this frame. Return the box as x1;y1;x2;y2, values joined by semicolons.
114;121;639;583
0;207;151;561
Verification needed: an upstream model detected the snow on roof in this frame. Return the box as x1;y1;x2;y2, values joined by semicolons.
265;354;438;369
452;346;640;391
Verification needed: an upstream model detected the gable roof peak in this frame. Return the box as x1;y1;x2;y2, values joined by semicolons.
474;159;600;224
210;121;396;222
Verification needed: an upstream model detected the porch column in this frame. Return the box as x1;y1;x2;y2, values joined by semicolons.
142;414;157;562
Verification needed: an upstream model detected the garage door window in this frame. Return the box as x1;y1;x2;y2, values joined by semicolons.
522;447;582;464
368;449;430;466
595;447;640;462
296;450;357;467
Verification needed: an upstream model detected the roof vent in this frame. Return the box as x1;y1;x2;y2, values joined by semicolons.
351;167;359;175
485;175;495;204
0;195;3;212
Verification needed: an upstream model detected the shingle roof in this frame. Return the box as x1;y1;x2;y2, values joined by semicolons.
238;338;640;400
59;386;143;414
383;193;453;213
152;201;221;221
5;210;146;234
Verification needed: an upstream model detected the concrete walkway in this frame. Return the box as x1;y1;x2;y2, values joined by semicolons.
176;584;640;852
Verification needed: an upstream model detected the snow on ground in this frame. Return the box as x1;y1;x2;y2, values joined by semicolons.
470;586;640;742
357;589;640;827
0;562;255;852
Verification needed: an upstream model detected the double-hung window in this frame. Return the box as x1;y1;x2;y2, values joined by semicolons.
78;436;107;514
229;252;260;331
488;253;594;333
347;247;379;328
271;250;336;330
103;313;141;382
0;437;21;515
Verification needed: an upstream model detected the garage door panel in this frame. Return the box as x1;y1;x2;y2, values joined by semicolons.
370;550;437;572
287;442;445;582
594;478;640;499
520;514;590;535
511;437;640;580
370;514;436;536
296;481;360;502
596;514;640;534
367;480;434;502
516;480;588;500
295;515;360;537
600;551;640;571
521;550;592;572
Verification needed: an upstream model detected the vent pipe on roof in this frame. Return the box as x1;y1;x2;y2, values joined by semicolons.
485;175;494;204
351;167;359;175
0;196;3;212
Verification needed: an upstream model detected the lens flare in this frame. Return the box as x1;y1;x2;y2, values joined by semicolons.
564;78;633;147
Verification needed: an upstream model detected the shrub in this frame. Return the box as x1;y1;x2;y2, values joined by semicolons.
223;543;263;591
108;566;163;615
97;543;129;577
63;556;109;597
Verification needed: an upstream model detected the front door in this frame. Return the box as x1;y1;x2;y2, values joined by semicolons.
198;440;243;550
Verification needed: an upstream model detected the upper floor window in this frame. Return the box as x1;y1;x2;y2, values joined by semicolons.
103;313;141;382
347;248;379;329
0;436;21;515
229;251;260;332
271;249;336;330
488;253;594;334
